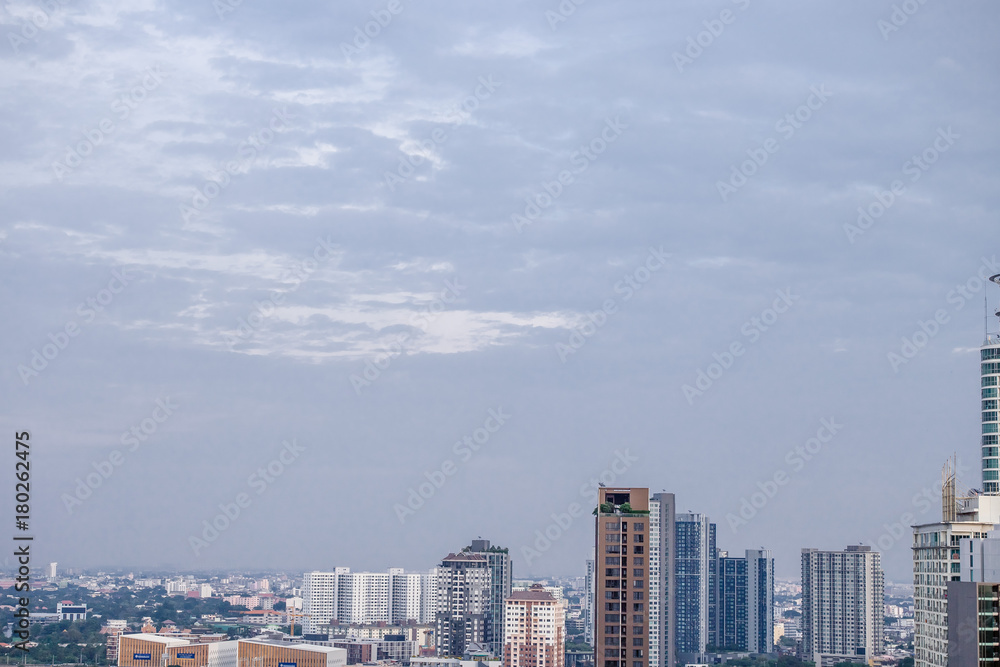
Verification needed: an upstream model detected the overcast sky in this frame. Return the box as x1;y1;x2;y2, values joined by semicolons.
2;0;999;585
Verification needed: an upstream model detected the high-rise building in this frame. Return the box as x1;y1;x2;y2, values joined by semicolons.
647;492;675;667
716;553;746;652
914;280;1000;667
716;550;773;654
503;584;565;667
467;539;512;657
585;553;596;648
48;562;57;579
594;488;649;667
801;545;884;664
745;549;774;654
674;513;716;657
435;552;491;657
982;276;1000;492
302;568;437;634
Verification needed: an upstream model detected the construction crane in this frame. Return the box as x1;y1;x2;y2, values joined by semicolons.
288;611;311;638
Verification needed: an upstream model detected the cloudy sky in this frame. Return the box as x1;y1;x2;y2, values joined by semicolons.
2;0;998;584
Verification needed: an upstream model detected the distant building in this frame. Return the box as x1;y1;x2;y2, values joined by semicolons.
57;601;88;621
801;545;884;664
648;492;676;667
503;584;565;667
594;488;650;667
674;513;716;657
436;553;491;657
48;562;57;579
584;554;596;648
302;568;437;634
716;549;774;654
467;540;512;657
238;640;346;667
104;620;129;663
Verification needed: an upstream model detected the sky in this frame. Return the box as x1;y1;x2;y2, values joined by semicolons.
1;0;999;585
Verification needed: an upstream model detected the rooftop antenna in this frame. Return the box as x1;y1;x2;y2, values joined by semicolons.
991;274;1000;341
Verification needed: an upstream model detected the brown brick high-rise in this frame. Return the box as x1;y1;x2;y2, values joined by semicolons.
595;488;649;667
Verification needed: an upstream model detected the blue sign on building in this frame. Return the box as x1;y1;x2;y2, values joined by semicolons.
133;654;152;660
177;653;196;659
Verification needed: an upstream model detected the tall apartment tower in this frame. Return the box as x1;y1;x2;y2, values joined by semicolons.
302;568;437;634
745;549;774;654
594;488;650;667
674;513;717;658
717;549;774;653
647;492;676;667
716;552;747;651
983;277;1000;492
801;545;884;664
585;552;596;648
436;552;491;657
466;539;512;657
503;584;566;667
913;277;1000;667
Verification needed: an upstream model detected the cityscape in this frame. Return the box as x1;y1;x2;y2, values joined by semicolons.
4;3;999;667
3;277;1000;667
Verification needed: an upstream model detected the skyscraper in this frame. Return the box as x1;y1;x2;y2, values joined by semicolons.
466;539;512;657
801;545;884;664
503;584;565;667
745;549;774;654
715;549;773;654
983;277;1000;492
594;488;650;667
715;553;747;651
436;552;491;657
585;552;596;648
914;279;1000;667
647;492;675;667
674;513;716;658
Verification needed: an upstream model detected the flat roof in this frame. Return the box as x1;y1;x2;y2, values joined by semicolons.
243;641;345;654
122;634;190;647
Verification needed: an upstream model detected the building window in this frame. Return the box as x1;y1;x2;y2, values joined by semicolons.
633;546;644;554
